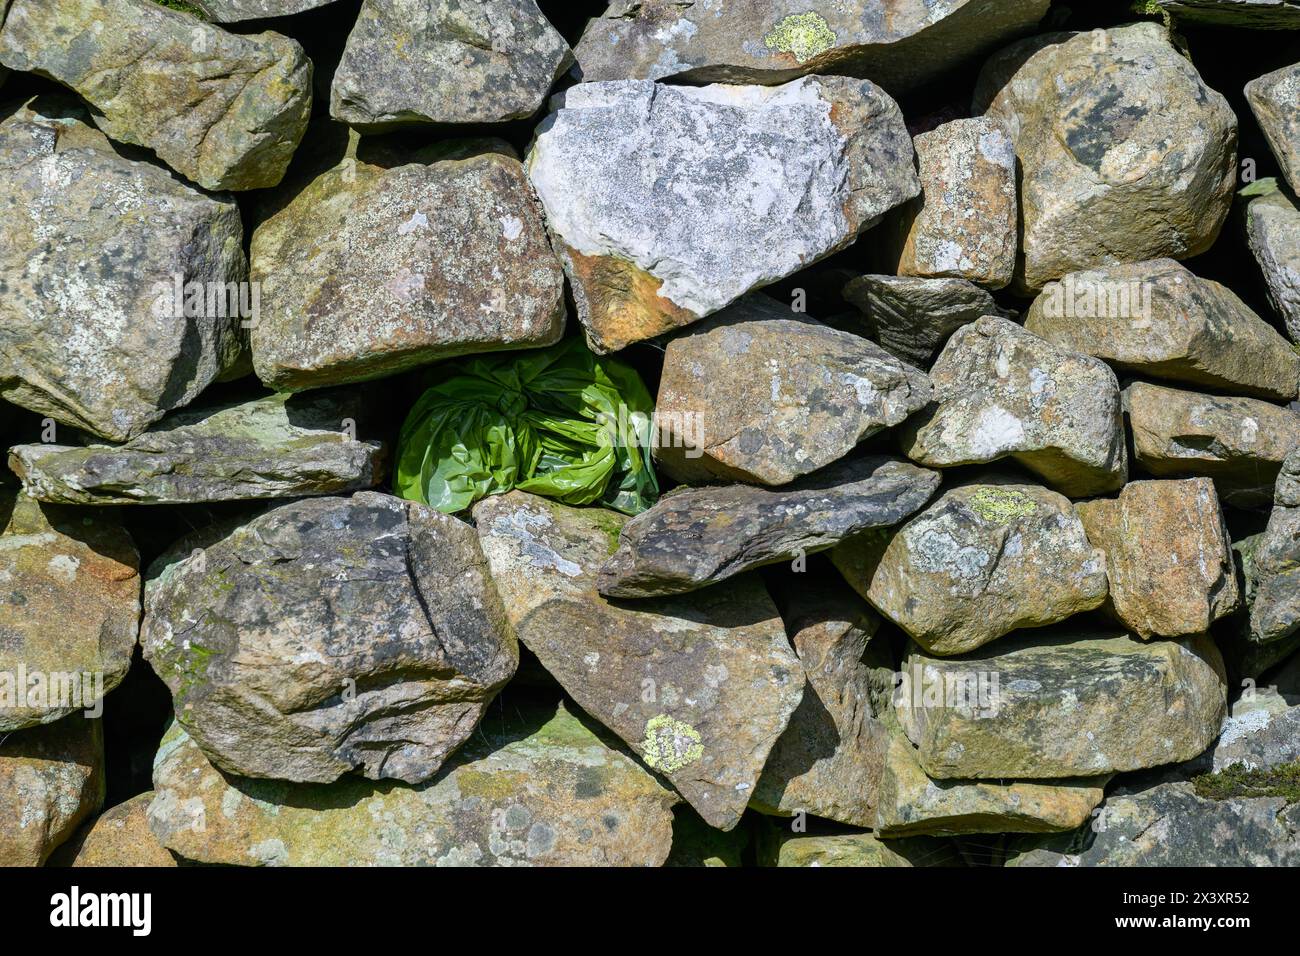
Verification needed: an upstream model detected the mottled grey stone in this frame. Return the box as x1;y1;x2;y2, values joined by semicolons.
1252;450;1300;643
1244;179;1300;341
194;0;340;21
1247;61;1300;194
1212;687;1300;773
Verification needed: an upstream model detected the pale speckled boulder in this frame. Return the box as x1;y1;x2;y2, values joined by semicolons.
1246;62;1300;194
1125;381;1300;509
653;296;931;486
148;704;679;866
251;135;564;390
975;23;1237;292
9;390;387;506
0;715;104;866
142;492;517;785
525;77;919;353
0;97;247;442
900;317;1128;497
891;117;1018;290
194;0;340;21
0;494;140;732
1025;258;1300;401
1244;179;1300;341
1156;0;1300;27
1077;479;1240;639
1252;450;1300;643
0;0;312;191
897;629;1227;779
834;483;1108;656
332;0;572;129
472;491;804;831
1211;686;1300;773
57;793;177;867
573;0;1050;95
760;829;956;867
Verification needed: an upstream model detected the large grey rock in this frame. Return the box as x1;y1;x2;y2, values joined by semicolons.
835;482;1108;656
1252;450;1300;643
251;136;564;390
473;491;804;831
1024;258;1300;400
148;703;680;866
597;456;941;598
654;297;931;487
897;629;1227;779
1155;0;1300;28
0;494;140;732
1244;180;1300;341
194;0;341;22
1212;686;1300;773
0;97;246;442
842;274;1016;369
1246;61;1300;194
9;390;387;506
573;0;1050;95
332;0;571;129
525;77;919;353
975;23;1237;292
142;492;517;785
900;317;1128;497
1125;381;1300;509
0;0;312;191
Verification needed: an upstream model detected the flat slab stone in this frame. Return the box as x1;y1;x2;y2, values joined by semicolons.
760;829;957;867
194;0;340;20
1252;450;1300;643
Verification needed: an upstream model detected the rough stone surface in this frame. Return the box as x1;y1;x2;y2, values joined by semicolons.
0;715;104;866
1252;450;1300;643
332;0;572;129
251;135;564;390
1077;478;1240;639
0;0;312;191
148;703;679;866
473;491;804;831
1212;687;1300;773
1024;258;1300;400
1156;0;1300;27
1125;381;1300;509
0;97;247;442
975;23;1237;291
10;390;387;506
900;317;1128;498
842;274;1016;369
836;482;1108;656
526;77;919;353
1247;61;1300;194
597;456;941;598
142;492;517;785
193;0;340;20
59;793;177;867
760;829;956;867
573;0;1051;95
0;493;140;732
1244;179;1300;341
892;117;1018;289
897;630;1227;779
654;297;931;486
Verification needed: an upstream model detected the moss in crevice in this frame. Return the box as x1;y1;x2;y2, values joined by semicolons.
153;0;209;19
1192;760;1300;804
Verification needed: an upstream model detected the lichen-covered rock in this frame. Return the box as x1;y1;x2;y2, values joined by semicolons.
1252;450;1300;643
897;630;1227;779
251;135;564;390
900;317;1128;497
193;0;340;19
654;297;931;486
142;492;517;785
597;456;940;598
760;829;956;867
332;0;571;129
975;23;1237;291
1077;478;1240;639
525;78;919;353
0;493;140;732
1246;61;1300;194
10;390;387;506
0;715;104;866
1211;686;1300;773
1125;381;1300;509
1155;0;1300;28
573;0;1050;95
148;703;679;866
750;581;893;828
0;0;312;191
1244;179;1300;342
1024;258;1300;400
891;117;1017;290
0;97;247;442
842;274;1016;369
58;793;177;867
835;482;1108;656
472;491;803;831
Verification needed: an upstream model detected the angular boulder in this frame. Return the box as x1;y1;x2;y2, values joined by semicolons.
760;830;956;867
142;492;517;784
58;793;177;868
473;491;804;831
1244;179;1300;341
0;0;312;191
1211;686;1300;773
526;78;919;353
1252;450;1300;643
900;317;1128;497
597;456;941;598
1246;61;1300;194
654;297;931;486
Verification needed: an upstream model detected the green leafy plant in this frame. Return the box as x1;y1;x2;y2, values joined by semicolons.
1192;760;1300;804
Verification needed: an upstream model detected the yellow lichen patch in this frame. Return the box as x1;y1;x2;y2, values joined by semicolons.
763;13;837;63
967;487;1038;523
640;714;703;773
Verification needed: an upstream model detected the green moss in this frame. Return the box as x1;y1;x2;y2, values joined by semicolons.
967;487;1037;524
153;0;208;16
1192;760;1300;804
175;642;219;704
763;13;837;63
